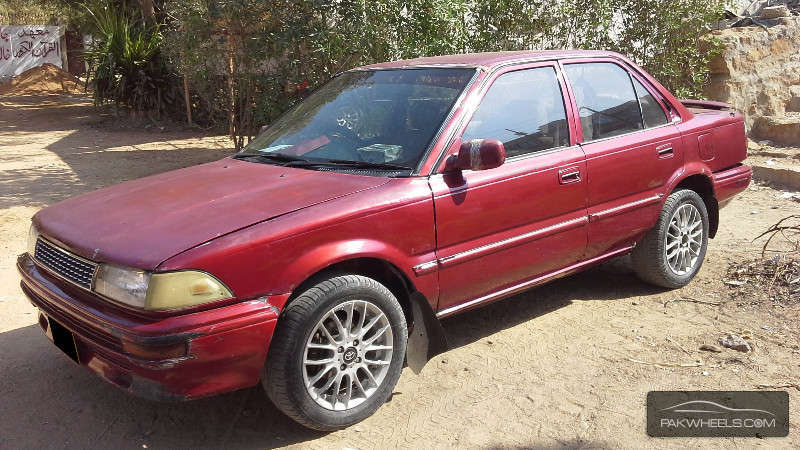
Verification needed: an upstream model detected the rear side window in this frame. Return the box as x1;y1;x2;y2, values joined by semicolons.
564;63;643;141
632;78;669;128
461;67;569;158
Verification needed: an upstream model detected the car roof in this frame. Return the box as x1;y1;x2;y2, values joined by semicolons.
357;50;619;70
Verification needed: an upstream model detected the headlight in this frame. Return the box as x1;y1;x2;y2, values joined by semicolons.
27;223;40;256
95;264;151;308
95;264;233;310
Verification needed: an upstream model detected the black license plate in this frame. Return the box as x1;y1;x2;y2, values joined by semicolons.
45;315;80;364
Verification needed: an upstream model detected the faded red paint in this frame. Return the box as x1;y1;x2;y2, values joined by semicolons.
18;50;751;400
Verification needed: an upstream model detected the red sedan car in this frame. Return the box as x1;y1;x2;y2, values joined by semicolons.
18;50;751;430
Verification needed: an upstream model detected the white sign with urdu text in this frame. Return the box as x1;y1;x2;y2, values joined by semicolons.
0;25;63;80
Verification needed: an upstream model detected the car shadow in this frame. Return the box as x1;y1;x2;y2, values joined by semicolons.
0;324;321;448
0;257;660;448
441;256;664;349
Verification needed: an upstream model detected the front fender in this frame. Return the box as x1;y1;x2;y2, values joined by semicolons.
270;238;418;294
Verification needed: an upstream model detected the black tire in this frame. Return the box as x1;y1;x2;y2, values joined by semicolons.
263;274;407;431
632;189;709;288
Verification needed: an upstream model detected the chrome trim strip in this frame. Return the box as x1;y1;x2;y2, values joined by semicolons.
412;216;588;276
412;260;439;276
436;246;633;318
589;194;662;221
439;216;588;268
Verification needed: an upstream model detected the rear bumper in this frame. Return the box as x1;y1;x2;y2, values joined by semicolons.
713;164;752;208
17;253;285;401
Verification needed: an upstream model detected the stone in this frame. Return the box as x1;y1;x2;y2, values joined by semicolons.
752;115;800;145
760;5;790;19
719;334;752;352
787;86;800;112
705;18;800;131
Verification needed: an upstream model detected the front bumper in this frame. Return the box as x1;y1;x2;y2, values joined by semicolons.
17;253;285;401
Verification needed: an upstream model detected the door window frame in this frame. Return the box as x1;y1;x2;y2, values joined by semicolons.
433;61;577;174
559;58;677;145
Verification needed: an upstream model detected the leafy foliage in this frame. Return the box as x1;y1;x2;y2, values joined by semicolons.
0;0;84;26
82;2;174;114
163;0;729;148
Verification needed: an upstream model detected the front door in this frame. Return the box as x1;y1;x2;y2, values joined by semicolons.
428;64;588;315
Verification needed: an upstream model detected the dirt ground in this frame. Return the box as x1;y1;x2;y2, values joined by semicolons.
0;94;798;449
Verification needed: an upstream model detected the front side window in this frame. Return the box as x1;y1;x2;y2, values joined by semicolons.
461;67;569;158
240;68;475;173
564;62;643;141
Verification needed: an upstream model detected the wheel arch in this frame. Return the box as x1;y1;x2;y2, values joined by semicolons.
670;171;718;239
289;257;416;324
282;254;448;373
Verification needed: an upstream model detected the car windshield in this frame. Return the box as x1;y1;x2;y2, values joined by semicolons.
238;68;475;173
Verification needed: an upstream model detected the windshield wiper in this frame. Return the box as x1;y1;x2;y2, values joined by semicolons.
236;153;413;171
232;152;308;164
290;158;413;171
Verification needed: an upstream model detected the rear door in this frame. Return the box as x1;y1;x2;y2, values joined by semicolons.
428;63;588;315
561;60;683;259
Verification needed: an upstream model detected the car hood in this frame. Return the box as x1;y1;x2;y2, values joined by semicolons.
35;158;389;270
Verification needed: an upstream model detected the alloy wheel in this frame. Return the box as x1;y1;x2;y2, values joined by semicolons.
664;203;703;276
302;300;394;411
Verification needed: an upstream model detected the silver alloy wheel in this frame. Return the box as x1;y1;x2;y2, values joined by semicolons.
302;300;394;411
664;203;703;276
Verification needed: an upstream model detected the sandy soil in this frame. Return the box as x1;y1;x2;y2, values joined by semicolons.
0;94;798;449
0;64;84;96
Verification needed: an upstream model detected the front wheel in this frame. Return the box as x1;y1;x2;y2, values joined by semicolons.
263;274;407;431
632;189;709;288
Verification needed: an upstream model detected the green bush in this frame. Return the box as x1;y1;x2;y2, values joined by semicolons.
83;2;175;115
163;0;728;148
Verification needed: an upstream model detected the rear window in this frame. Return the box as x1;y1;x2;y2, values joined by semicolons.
632;78;669;128
563;63;643;141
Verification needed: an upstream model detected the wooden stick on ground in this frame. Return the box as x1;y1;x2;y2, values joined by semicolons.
756;383;800;392
626;357;703;368
666;336;692;354
663;297;721;308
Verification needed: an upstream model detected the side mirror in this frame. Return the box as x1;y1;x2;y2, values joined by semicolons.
447;139;506;171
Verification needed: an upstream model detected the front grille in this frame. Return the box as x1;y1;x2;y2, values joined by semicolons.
34;238;97;289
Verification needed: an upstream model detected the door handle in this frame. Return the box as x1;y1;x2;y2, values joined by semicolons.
656;144;674;158
558;167;581;184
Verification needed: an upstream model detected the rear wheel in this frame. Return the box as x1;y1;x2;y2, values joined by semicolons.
632;189;709;288
264;274;407;431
